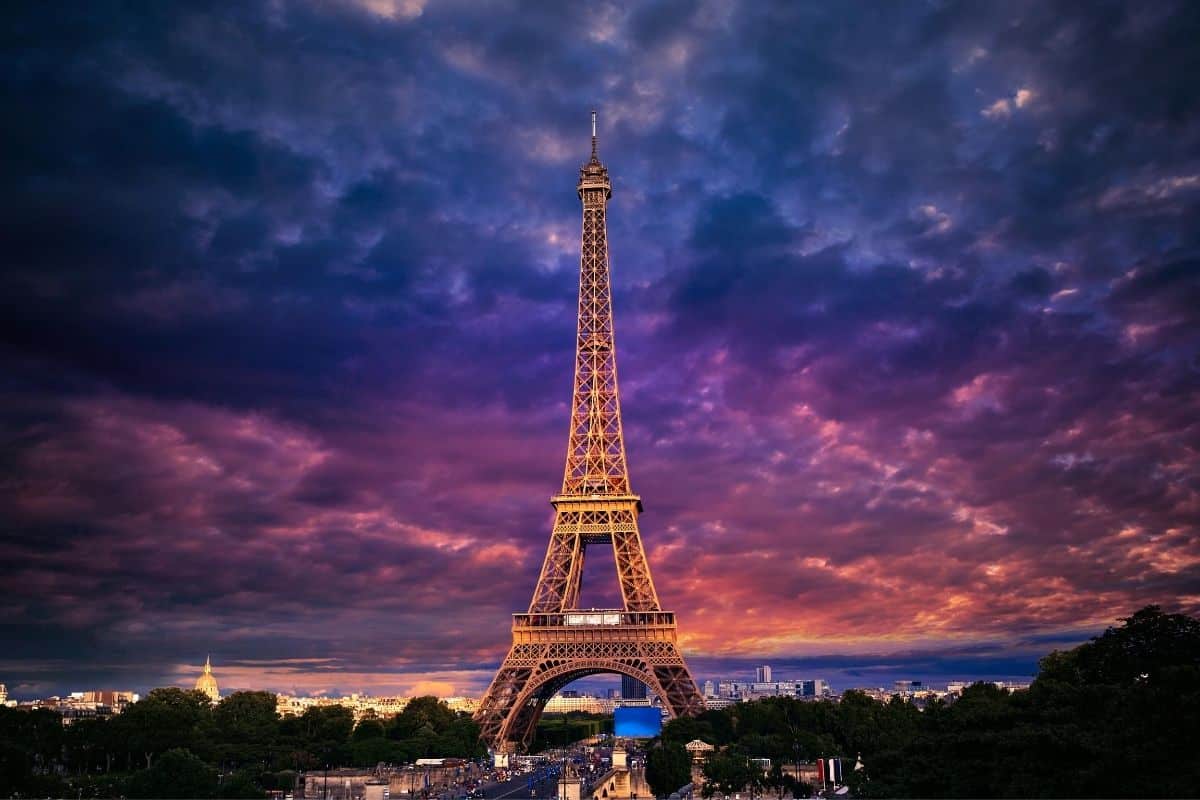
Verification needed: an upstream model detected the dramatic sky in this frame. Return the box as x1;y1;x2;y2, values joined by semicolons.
3;0;1199;700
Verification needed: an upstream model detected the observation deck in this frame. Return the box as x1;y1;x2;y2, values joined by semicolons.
550;492;644;513
511;609;680;645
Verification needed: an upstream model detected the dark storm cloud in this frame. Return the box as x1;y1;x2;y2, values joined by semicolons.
1;0;1198;697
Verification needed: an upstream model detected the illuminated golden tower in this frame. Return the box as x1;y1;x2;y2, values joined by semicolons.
474;112;704;752
194;654;220;703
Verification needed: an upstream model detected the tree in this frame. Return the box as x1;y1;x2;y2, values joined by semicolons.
701;752;753;799
764;763;796;799
645;742;692;798
354;718;386;741
295;705;355;767
394;696;456;736
219;768;268;798
1037;605;1200;687
350;736;403;766
115;688;212;768
382;698;485;759
205;691;279;769
126;747;218;798
661;715;714;746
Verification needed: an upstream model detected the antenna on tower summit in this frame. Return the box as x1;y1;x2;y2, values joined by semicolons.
591;109;598;159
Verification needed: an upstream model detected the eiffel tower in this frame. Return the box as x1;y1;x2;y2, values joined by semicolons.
474;113;704;752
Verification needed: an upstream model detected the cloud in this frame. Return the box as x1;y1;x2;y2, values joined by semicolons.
1;0;1198;698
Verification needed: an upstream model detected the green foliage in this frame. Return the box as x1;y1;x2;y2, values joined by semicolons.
127;747;218;798
0;690;483;798
350;735;404;766
660;714;714;746
354;717;387;740
700;751;755;798
645;741;692;797
531;712;612;753
115;687;212;768
295;704;355;766
205;691;280;768
684;606;1200;799
1039;605;1200;686
384;696;487;760
764;762;800;799
0;707;64;795
219;767;269;798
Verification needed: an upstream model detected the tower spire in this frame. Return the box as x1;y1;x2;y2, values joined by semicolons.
591;109;598;161
567;109;621;497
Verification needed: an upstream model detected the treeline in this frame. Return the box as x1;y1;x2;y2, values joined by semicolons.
530;712;613;753
0;693;485;798
653;606;1200;798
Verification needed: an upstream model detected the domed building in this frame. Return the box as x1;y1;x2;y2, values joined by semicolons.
194;655;220;703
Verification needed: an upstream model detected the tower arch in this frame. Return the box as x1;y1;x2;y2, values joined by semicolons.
495;660;673;748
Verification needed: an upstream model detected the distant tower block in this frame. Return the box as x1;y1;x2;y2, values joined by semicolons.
194;655;220;703
621;675;648;700
474;113;704;752
756;665;772;683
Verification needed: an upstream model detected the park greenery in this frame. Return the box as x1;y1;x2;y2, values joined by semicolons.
653;606;1200;798
2;606;1197;798
0;694;485;798
531;712;613;753
644;741;692;798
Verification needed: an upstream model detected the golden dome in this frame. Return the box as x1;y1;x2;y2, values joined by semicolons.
194;655;220;702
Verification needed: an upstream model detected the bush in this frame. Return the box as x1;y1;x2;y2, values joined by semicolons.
127;748;218;799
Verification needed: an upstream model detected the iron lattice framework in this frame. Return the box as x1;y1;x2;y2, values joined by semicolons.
475;114;704;752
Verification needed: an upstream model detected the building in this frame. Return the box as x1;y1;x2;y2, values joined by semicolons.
276;693;412;722
0;683;7;705
703;680;715;698
543;693;614;714
194;655;220;703
443;696;480;715
714;678;831;701
685;739;715;761
755;665;772;683
274;693;479;722
81;690;138;706
621;675;648;700
946;680;1031;695
703;697;738;710
14;690;141;725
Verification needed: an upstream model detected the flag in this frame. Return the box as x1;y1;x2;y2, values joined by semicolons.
824;758;843;785
817;759;825;784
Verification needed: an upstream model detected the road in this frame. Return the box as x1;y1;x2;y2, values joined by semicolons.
478;765;563;800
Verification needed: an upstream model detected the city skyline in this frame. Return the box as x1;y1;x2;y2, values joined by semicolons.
3;1;1199;701
0;655;1030;703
